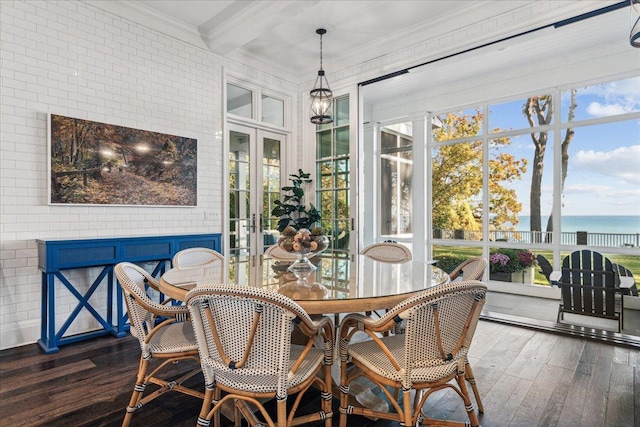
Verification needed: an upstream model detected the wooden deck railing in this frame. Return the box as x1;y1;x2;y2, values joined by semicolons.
433;229;640;248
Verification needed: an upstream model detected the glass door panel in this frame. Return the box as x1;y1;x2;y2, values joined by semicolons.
316;95;352;254
261;134;283;251
229;126;253;285
228;123;284;285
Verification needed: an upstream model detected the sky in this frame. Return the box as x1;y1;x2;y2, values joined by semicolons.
490;76;640;218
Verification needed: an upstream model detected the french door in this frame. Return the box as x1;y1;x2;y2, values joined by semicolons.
227;122;285;285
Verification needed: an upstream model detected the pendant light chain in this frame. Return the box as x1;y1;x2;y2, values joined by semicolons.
310;28;333;124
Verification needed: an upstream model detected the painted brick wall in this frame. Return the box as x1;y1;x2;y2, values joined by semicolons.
0;0;296;349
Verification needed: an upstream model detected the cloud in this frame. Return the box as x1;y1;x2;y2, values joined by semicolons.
573;145;640;185
576;76;640;118
563;183;611;195
586;102;629;117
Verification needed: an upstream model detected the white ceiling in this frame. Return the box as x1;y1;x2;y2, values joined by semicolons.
89;0;631;83
362;3;637;107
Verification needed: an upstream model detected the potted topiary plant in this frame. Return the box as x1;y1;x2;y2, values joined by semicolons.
271;169;328;269
271;169;321;232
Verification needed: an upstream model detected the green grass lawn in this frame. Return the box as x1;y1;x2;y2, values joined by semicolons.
433;246;639;286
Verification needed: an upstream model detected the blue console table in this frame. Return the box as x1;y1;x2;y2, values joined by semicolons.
37;233;222;353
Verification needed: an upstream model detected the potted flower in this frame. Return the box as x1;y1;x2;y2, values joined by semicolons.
489;248;536;283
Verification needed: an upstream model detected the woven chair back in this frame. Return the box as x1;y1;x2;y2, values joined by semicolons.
173;247;224;268
186;284;318;398
389;281;486;376
115;262;187;352
361;242;412;263
450;257;487;281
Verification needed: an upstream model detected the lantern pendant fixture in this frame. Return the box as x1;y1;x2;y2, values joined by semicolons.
310;28;333;124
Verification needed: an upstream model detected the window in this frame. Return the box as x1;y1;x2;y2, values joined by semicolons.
226;81;287;128
227;83;252;119
380;125;413;236
426;77;639;287
316;95;350;253
261;95;284;127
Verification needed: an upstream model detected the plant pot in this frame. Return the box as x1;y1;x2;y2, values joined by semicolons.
490;267;535;284
510;267;535;284
490;272;512;282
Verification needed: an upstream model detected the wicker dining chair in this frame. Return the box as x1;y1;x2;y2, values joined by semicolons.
114;262;203;427
439;256;487;413
186;284;334;427
448;257;487;281
361;242;412;263
338;280;487;427
172;247;225;268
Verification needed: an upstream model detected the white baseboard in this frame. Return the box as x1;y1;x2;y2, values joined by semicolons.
487;280;561;299
0;320;39;351
623;295;640;310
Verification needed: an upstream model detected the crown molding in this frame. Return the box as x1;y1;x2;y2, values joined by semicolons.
83;0;208;50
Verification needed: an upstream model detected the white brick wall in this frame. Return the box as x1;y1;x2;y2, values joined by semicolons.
2;0;634;350
0;0;296;350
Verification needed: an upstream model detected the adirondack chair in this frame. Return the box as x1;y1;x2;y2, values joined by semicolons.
536;254;558;286
612;263;638;296
557;250;621;332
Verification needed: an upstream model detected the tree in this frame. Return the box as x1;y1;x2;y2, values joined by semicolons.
51;116;99;169
432;111;527;232
523;91;576;240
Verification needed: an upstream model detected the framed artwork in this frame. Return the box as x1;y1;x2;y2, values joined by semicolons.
48;114;197;206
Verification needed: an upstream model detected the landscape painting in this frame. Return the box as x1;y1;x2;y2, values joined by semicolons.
49;114;197;206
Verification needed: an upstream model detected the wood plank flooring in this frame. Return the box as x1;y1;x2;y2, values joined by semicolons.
1;321;638;426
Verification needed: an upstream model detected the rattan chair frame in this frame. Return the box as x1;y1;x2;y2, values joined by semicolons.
172;247;225;268
186;284;334;427
115;262;203;427
448;257;487;281
439;257;487;412
360;242;412;263
338;280;487;427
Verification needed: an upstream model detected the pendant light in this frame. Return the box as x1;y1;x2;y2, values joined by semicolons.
310;28;333;124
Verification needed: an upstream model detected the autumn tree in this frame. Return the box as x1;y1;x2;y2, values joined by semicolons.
523;91;576;240
50;116;100;169
432;111;527;232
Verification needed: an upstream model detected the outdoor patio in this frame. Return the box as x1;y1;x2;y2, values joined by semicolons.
485;291;640;339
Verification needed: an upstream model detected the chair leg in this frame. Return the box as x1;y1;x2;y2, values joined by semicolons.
321;365;333;427
122;357;150;427
402;388;412;426
277;398;287;427
465;360;484;413
338;360;350;427
196;387;215;427
456;371;480;427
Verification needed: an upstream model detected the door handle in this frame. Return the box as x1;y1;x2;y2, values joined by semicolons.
243;214;257;232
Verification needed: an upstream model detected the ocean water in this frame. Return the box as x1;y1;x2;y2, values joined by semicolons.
514;216;640;234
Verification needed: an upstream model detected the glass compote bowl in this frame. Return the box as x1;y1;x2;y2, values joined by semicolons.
276;229;329;299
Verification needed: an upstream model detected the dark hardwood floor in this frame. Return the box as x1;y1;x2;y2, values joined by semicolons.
1;321;638;426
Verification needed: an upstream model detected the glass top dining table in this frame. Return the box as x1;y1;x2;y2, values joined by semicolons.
159;252;450;315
